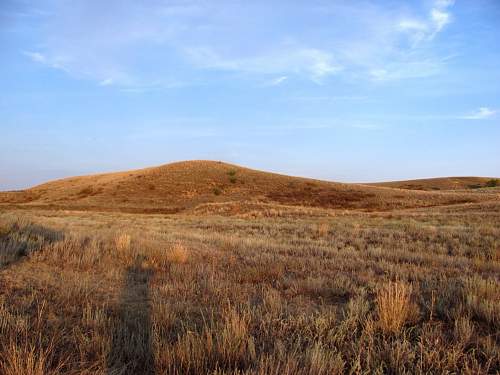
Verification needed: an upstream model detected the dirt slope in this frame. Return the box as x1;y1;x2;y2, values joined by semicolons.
0;161;496;213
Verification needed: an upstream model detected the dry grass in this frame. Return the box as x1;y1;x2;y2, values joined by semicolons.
370;176;498;191
166;243;189;264
1;160;496;213
115;232;131;252
376;282;414;334
0;199;499;374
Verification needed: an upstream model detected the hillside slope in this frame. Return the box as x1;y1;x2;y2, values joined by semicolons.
370;177;497;191
0;161;496;213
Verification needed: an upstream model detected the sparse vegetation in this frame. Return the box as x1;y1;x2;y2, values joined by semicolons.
1;161;496;212
485;178;498;188
78;186;94;197
373;176;499;191
0;199;498;373
227;169;238;184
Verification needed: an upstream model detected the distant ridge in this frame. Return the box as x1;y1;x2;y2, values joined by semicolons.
370;177;497;191
0;160;496;213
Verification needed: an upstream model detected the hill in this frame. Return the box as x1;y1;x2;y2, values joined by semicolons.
0;161;496;213
370;177;498;191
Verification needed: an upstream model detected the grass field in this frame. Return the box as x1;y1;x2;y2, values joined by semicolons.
0;198;499;374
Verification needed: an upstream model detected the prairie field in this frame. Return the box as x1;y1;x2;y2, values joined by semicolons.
4;0;500;373
0;199;499;374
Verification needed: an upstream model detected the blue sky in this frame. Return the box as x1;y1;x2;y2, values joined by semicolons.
1;0;499;190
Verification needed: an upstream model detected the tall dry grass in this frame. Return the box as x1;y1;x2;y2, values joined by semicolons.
0;203;498;374
376;282;414;334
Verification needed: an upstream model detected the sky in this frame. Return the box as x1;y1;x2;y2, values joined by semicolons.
1;0;499;190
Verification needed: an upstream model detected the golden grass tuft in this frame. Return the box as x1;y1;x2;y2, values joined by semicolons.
314;222;330;237
0;340;63;375
166;242;189;264
376;281;414;334
114;232;131;253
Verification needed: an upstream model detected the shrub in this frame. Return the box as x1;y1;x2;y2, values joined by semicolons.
485;179;498;188
376;282;414;334
213;187;222;196
468;184;482;189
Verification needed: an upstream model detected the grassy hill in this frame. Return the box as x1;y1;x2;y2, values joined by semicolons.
0;161;496;213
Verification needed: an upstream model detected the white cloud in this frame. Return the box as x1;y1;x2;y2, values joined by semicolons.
287;95;368;103
460;107;497;120
429;0;454;37
398;19;428;33
431;8;451;33
369;58;445;82
23;51;47;63
23;50;76;75
268;76;288;86
99;78;114;86
397;0;454;45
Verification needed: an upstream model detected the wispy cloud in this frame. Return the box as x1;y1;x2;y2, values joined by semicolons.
431;0;455;34
398;0;454;45
369;57;447;82
18;1;456;87
23;50;74;74
186;46;342;83
287;95;368;103
99;78;114;86
267;76;288;86
350;123;382;130
459;107;497;120
23;51;46;63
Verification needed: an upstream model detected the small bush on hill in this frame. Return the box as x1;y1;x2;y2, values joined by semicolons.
485;179;498;188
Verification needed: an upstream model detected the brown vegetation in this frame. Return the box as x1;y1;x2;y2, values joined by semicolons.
375;282;414;334
370;176;499;191
1;161;497;213
0;197;499;373
0;162;498;373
